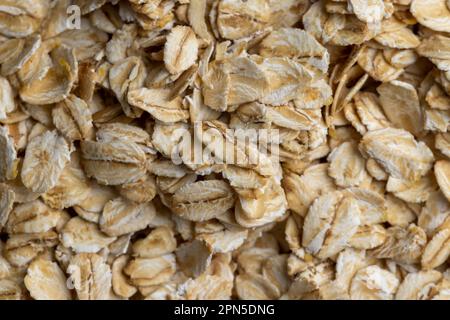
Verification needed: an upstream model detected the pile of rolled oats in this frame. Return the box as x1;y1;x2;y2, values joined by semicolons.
0;0;449;300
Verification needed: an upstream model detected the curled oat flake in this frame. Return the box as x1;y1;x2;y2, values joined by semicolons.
52;94;94;141
164;26;198;75
0;126;18;182
302;191;361;259
112;255;137;299
61;216;116;253
124;254;177;287
359;128;434;181
67;253;112;300
100;197;156;237
6;199;63;234
19;45;78;105
170;180;235;222
410;0;450;33
349;265;399;300
24;257;71;300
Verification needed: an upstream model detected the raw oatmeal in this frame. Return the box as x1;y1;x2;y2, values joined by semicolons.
0;0;449;300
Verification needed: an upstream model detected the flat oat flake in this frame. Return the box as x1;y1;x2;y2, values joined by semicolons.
21;130;72;194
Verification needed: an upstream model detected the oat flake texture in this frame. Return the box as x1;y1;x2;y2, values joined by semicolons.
0;0;449;300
